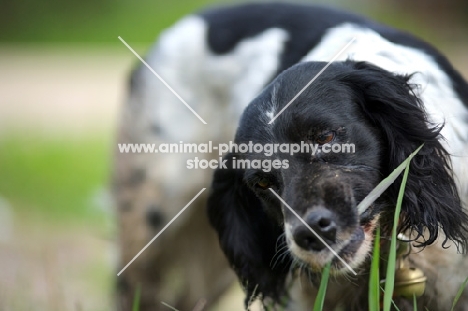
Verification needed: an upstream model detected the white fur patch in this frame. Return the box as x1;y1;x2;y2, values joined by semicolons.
135;16;288;198
204;27;289;118
265;84;279;122
265;109;275;121
142;16;288;142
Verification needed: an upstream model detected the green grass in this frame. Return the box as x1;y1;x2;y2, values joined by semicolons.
314;145;423;311
451;277;468;311
0;133;114;311
369;227;381;310
312;144;468;311
383;149;415;311
132;284;141;311
0;0;223;43
314;262;331;311
0;134;112;226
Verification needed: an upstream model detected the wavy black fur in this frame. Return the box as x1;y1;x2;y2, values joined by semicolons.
340;61;468;251
207;60;468;305
207;153;291;306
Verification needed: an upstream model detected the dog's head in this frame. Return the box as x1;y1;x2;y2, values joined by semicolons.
207;61;468;303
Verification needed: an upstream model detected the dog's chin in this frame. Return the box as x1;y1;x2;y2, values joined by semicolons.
287;218;379;273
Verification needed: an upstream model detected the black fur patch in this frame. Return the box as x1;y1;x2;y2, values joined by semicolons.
145;207;164;228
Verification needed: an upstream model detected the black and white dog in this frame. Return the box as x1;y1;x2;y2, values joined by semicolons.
114;3;468;311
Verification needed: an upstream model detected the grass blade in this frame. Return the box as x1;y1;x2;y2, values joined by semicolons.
451;276;468;311
380;286;402;311
391;298;402;311
161;302;179;311
314;262;331;311
132;284;141;311
369;227;381;311
383;160;412;311
357;144;424;215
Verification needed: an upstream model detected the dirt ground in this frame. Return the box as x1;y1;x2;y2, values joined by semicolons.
0;43;467;311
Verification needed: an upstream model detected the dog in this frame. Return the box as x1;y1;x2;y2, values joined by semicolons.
113;3;468;310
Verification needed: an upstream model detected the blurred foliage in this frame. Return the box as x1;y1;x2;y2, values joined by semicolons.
0;0;221;43
1;0;466;43
0;135;112;225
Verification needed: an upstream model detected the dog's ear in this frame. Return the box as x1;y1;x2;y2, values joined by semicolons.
207;153;289;306
343;61;468;251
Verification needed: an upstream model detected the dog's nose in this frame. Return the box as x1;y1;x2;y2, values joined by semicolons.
292;209;337;251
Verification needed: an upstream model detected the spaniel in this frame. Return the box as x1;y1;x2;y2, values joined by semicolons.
114;3;468;310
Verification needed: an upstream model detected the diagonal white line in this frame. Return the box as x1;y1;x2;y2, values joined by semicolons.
118;36;207;125
192;298;207;311
161;301;179;311
160;298;206;311
117;188;206;276
268;188;357;275
268;37;356;124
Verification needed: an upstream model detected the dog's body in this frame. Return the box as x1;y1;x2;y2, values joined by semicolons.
114;3;468;310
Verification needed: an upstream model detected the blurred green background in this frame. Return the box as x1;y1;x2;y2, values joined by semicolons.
1;0;467;43
0;0;466;310
1;0;221;43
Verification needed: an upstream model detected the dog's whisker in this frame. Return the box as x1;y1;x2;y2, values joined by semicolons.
270;246;290;269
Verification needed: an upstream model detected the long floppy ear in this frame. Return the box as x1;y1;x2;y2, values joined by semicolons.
207;153;290;306
342;61;468;251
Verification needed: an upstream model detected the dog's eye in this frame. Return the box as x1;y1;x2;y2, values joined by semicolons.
256;178;272;190
316;131;335;145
